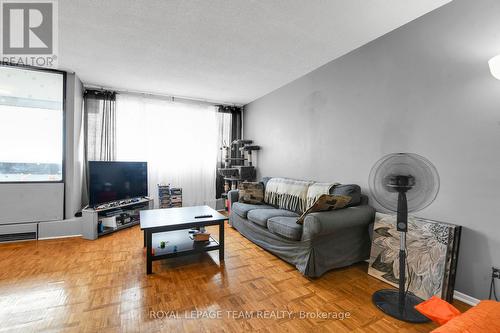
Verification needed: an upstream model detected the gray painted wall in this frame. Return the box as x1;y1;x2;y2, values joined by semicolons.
244;0;500;299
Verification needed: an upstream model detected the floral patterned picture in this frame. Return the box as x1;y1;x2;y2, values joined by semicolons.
368;213;461;301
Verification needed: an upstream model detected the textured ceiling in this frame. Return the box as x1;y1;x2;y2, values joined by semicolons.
58;0;451;104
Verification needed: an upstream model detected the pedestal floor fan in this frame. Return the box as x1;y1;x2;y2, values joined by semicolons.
369;153;440;323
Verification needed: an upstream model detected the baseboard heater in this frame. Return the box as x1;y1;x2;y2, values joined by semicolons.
0;223;37;243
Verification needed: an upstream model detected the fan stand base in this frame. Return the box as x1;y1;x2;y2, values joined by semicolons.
372;289;430;323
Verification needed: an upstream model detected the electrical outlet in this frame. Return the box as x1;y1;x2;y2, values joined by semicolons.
493;267;500;279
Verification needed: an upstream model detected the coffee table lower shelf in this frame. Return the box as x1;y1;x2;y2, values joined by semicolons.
150;230;220;260
144;228;224;274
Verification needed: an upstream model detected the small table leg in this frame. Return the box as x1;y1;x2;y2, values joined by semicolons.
143;229;146;248
219;220;225;261
146;230;153;274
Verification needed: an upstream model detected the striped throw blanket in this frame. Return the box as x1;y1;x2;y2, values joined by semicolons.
264;178;314;213
306;182;339;209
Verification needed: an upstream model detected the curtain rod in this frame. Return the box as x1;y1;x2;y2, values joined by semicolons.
84;84;242;107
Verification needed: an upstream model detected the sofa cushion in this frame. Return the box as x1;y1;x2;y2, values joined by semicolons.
429;300;500;333
232;202;274;219
297;194;352;224
305;182;339;209
238;181;264;204
247;208;299;228
267;216;303;241
261;177;272;189
330;184;361;206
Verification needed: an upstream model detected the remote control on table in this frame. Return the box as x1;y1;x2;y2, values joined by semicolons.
195;215;213;219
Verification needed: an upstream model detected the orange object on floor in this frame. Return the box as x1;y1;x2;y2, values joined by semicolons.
415;296;461;326
431;300;500;333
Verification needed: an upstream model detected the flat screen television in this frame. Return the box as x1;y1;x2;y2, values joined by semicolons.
88;161;148;206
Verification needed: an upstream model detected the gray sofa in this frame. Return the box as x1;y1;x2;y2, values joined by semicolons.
228;178;376;277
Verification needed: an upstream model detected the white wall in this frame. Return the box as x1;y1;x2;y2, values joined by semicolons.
244;0;500;299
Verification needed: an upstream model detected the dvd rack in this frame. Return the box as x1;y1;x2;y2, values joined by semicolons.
158;184;183;208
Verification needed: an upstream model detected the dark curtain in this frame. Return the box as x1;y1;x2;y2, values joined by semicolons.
216;105;242;198
82;90;117;206
84;90;117;161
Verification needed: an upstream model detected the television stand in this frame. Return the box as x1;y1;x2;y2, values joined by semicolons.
82;197;153;240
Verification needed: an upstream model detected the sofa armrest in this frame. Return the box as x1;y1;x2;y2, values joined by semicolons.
227;190;239;208
302;205;376;240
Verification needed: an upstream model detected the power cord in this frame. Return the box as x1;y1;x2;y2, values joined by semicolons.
489;267;499;301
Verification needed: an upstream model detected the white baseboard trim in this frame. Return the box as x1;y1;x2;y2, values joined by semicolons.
453;291;480;306
38;234;82;240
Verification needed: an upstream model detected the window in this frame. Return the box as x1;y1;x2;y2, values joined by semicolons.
0;65;65;182
116;94;218;207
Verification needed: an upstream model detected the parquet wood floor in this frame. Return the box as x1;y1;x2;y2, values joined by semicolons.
0;221;469;332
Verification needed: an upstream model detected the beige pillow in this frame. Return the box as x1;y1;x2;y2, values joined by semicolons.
296;194;351;224
238;182;264;204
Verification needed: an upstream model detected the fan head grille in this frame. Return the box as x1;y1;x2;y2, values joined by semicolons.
369;153;439;212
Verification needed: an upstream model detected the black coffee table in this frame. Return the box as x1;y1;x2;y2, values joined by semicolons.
140;205;227;274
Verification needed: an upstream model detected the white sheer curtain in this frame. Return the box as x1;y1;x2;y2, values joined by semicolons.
116;94;218;208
